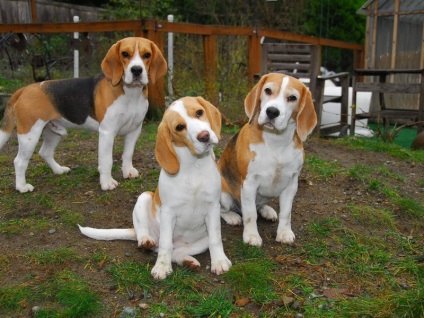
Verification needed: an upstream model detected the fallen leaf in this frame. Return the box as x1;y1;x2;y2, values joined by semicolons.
282;296;295;306
234;296;251;307
323;288;345;300
98;256;107;269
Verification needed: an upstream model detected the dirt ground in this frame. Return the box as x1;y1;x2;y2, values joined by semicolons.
0;128;423;316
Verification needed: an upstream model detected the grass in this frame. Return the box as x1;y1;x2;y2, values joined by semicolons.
0;126;423;317
334;135;424;162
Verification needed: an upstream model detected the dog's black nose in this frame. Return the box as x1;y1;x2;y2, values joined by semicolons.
131;66;143;77
197;131;210;143
266;107;280;119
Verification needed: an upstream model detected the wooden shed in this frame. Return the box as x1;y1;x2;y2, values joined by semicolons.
357;0;424;114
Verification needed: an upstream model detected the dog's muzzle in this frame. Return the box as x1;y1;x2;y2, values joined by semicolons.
129;66;146;85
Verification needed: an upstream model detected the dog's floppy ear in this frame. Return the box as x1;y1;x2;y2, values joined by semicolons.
296;87;317;141
245;74;269;124
155;121;180;175
148;41;167;84
101;40;123;86
195;96;222;141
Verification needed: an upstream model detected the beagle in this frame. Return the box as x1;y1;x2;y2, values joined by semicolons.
0;37;167;192
79;96;232;280
218;73;317;246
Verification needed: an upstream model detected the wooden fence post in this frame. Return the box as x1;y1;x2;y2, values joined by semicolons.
143;25;166;116
203;35;217;104
248;33;261;85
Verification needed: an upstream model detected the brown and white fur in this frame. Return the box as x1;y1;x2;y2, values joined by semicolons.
218;73;317;246
0;37;167;192
79;96;232;280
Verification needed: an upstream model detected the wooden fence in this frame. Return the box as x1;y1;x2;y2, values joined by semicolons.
0;19;364;110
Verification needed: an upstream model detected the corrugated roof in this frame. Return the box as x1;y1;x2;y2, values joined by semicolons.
358;0;424;15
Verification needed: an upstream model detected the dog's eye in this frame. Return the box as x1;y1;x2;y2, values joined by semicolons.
196;109;203;118
176;124;185;131
143;52;151;59
287;95;297;102
264;88;272;95
121;51;130;58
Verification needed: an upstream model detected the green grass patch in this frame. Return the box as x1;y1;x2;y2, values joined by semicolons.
338;284;424;318
305;155;342;180
0;270;100;317
37;270;101;317
224;258;278;304
108;261;154;293
394;196;424;218
27;248;81;266
347;205;397;229
185;288;236;317
0;217;51;235
335;136;424;163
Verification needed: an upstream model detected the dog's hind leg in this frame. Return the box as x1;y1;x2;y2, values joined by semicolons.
14;120;46;192
258;205;278;221
172;236;209;269
133;191;159;250
220;192;242;225
39;121;71;175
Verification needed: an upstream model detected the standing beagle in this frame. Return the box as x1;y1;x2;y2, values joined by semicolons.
79;96;232;280
218;73;317;246
0;37;167;192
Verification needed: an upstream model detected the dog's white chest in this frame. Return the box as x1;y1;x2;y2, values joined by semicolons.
248;138;303;197
159;152;221;243
103;91;148;135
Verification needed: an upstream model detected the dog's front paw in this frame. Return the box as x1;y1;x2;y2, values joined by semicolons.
243;233;263;246
138;236;156;249
123;167;139;179
151;264;173;280
258;205;278;221
221;211;242;225
276;228;295;244
16;183;34;193
211;257;232;275
52;166;71;175
100;178;119;191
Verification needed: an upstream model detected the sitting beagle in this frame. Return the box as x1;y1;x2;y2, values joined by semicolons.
79;96;232;280
218;73;317;246
0;37;167;192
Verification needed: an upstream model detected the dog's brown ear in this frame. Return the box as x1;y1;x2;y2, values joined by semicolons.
148;41;168;84
155;121;180;175
101;40;123;86
245;74;269;124
195;96;222;141
296;87;317;141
